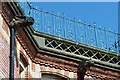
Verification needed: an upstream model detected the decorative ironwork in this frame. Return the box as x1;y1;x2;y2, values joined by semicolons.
18;1;120;53
45;38;120;65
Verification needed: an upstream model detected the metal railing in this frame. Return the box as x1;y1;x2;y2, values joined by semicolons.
18;2;120;53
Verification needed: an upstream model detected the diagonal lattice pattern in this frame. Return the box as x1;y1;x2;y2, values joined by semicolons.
45;38;120;65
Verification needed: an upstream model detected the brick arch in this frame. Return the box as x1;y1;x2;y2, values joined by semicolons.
40;65;77;79
41;71;70;80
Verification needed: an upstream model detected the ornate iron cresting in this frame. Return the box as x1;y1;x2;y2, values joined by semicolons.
17;1;120;53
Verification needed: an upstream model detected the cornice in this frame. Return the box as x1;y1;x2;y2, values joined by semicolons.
35;53;78;72
89;66;120;78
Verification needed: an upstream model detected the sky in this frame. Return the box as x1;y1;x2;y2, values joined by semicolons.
17;0;120;2
31;2;118;32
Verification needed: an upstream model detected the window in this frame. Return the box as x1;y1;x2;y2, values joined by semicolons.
19;52;29;78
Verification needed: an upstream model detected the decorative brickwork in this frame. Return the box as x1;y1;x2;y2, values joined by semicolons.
2;2;14;23
31;63;35;72
25;72;33;78
40;65;76;79
35;53;78;72
87;66;120;79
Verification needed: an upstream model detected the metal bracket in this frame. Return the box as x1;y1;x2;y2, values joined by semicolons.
77;59;94;80
10;15;34;27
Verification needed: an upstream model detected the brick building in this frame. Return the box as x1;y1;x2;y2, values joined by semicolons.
0;1;120;80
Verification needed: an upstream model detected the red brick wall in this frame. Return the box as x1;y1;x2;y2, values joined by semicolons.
0;14;20;78
0;31;9;78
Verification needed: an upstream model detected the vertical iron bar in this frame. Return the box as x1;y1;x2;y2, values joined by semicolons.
104;28;107;50
63;13;65;38
114;30;117;52
78;21;80;42
118;1;120;53
74;18;76;41
93;22;98;47
52;12;54;35
53;12;56;35
108;29;111;51
66;19;69;39
84;22;87;44
118;34;120;53
41;9;43;32
56;13;58;36
10;27;15;80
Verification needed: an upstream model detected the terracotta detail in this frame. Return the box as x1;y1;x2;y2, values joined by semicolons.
15;28;36;59
25;72;33;78
35;54;78;72
87;66;120;79
31;63;35;72
2;2;14;23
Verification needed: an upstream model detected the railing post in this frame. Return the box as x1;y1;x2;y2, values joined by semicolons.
84;22;87;44
93;22;98;47
74;18;76;41
118;34;120;53
63;13;65;38
104;28;107;50
41;9;43;32
118;1;120;53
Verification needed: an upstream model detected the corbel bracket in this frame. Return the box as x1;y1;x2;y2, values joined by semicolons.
77;59;94;80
